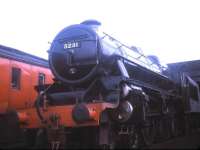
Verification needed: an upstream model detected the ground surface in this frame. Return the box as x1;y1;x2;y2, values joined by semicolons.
149;130;200;149
2;130;200;149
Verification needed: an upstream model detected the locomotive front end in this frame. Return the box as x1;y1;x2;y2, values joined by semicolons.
49;21;101;85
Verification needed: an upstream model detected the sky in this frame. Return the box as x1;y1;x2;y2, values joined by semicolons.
0;0;200;63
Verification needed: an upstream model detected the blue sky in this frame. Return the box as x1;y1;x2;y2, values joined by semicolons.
0;0;200;63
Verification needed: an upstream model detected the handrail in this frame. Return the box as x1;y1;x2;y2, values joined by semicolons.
101;32;162;73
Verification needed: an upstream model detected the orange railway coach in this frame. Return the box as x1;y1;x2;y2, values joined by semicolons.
0;45;53;147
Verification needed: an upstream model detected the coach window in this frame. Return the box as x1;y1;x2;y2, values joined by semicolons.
38;73;45;85
11;67;21;89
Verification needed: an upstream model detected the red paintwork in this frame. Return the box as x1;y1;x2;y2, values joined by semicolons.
0;57;53;113
0;56;115;129
18;102;116;128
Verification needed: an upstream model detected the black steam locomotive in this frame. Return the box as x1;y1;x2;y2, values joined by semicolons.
35;20;200;149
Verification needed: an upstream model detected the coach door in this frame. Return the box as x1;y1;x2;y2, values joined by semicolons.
9;60;32;109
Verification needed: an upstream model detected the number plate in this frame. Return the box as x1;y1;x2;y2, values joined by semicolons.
64;41;80;49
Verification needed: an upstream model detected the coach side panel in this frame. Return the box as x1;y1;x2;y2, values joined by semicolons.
0;57;10;113
8;60;32;109
0;55;53;111
7;59;53;110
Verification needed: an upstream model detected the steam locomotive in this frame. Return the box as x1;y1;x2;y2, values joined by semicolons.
32;20;200;149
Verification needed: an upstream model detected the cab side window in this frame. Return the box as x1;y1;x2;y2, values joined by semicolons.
189;82;199;101
38;73;45;85
11;67;21;89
